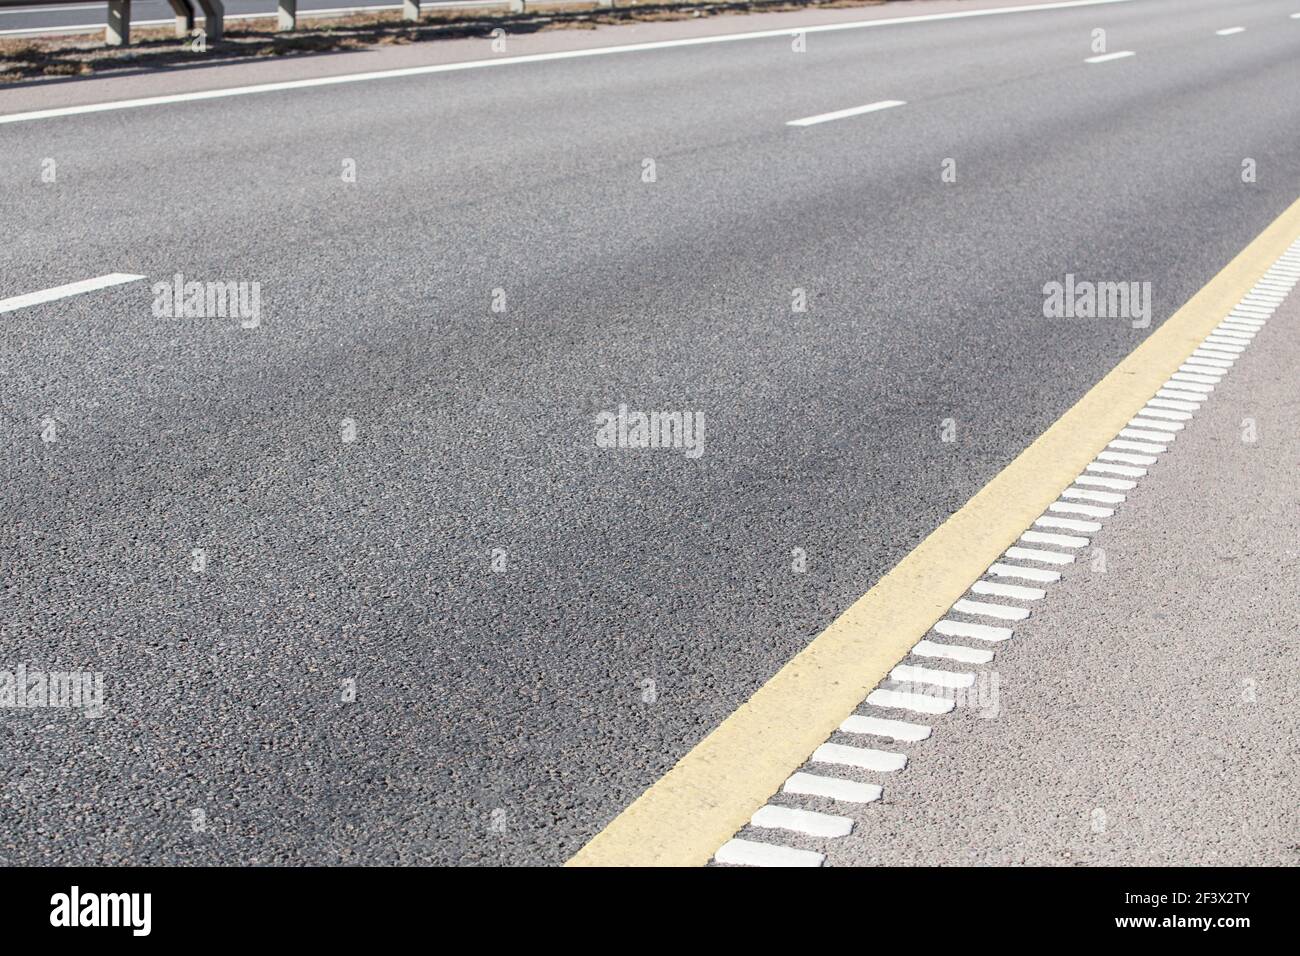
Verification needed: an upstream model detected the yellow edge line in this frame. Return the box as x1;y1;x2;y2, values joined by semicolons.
567;195;1300;868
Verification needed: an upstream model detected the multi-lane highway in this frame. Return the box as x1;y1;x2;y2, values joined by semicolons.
1;0;1297;867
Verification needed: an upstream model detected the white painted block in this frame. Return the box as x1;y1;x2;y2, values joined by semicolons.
812;742;908;770
953;597;1030;620
751;804;854;838
783;772;883;804
715;838;824;867
911;638;996;664
866;688;955;715
890;663;975;689
840;713;932;741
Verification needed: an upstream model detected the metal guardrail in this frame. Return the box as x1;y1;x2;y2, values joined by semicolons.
0;0;221;44
0;0;616;47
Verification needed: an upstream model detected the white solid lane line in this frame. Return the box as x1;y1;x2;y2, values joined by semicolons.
715;838;823;867
1085;50;1136;63
0;272;146;315
1215;27;1245;35
0;0;1137;126
786;100;906;127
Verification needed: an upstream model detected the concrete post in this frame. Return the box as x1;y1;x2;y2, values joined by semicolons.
167;0;195;38
195;0;223;41
402;0;418;21
106;0;130;46
277;0;297;30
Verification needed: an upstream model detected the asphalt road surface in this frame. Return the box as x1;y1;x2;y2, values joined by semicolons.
728;291;1300;867
1;0;1297;865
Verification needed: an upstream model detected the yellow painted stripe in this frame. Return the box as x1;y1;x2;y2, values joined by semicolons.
567;196;1300;868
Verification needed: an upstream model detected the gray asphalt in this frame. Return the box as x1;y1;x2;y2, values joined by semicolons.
743;290;1300;866
1;0;1298;865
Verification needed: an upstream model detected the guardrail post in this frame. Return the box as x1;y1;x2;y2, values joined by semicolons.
167;0;195;38
195;0;223;40
277;0;296;30
402;0;418;21
106;0;130;46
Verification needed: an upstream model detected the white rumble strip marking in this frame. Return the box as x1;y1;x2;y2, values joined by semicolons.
783;773;882;804
840;714;932;741
987;562;1060;582
951;597;1030;621
751;805;854;838
812;743;907;772
1005;545;1075;564
934;619;1015;641
866;688;955;715
889;663;976;689
715;839;824;867
714;239;1299;866
910;639;996;664
1020;530;1089;548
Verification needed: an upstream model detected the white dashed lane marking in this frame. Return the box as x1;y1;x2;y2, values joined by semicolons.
786;100;906;127
1085;50;1136;63
0;272;146;315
